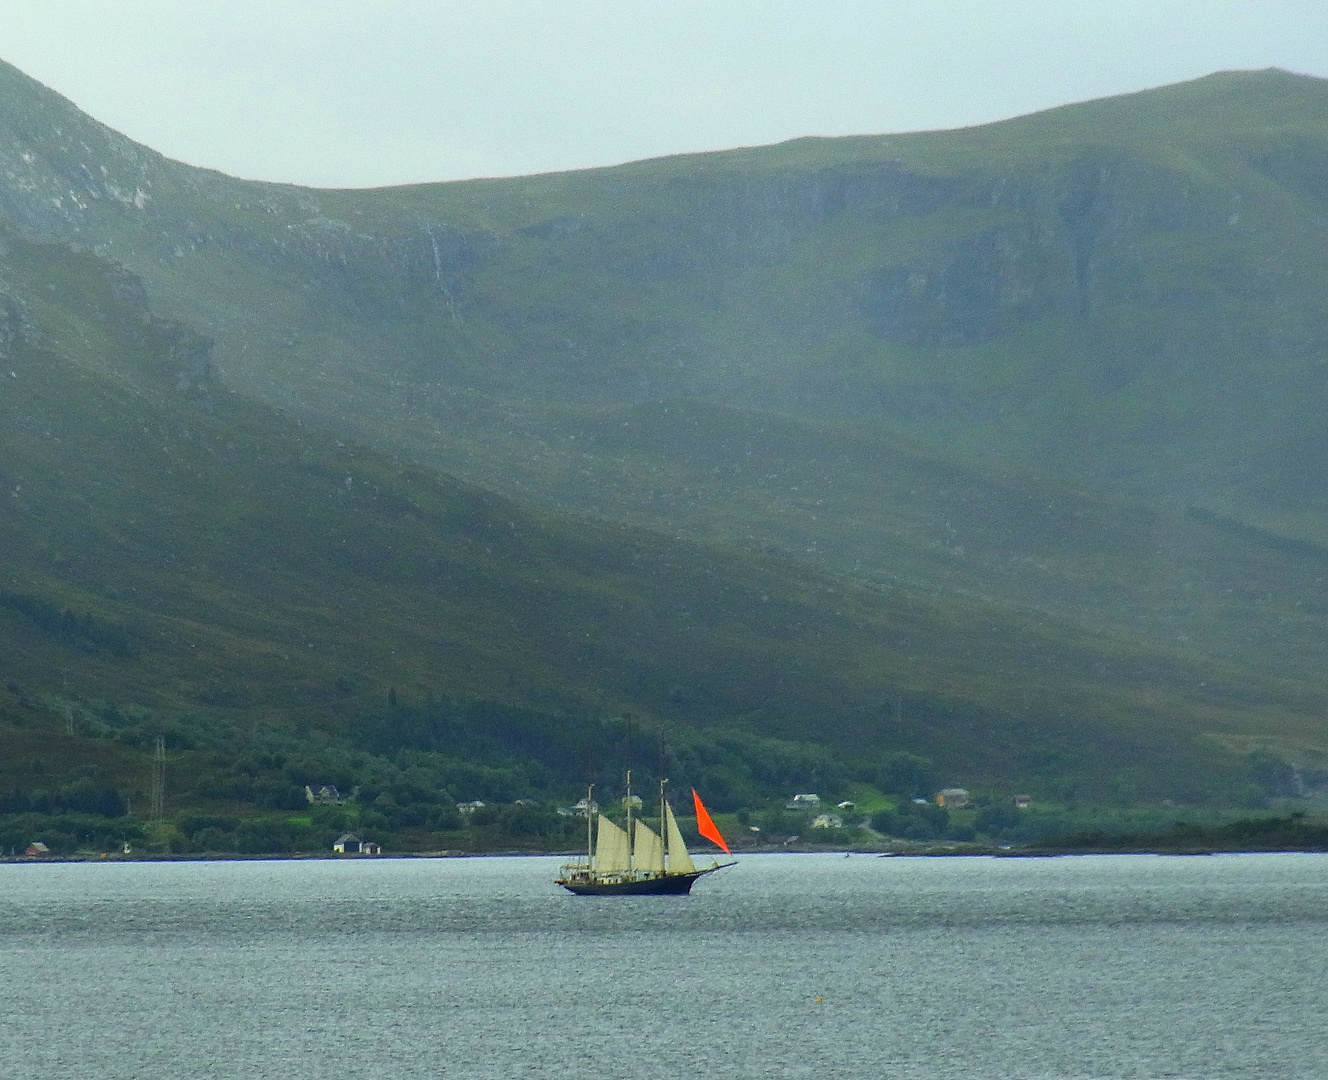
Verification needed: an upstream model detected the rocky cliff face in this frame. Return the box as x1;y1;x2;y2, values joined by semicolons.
851;154;1232;346
0;63;175;240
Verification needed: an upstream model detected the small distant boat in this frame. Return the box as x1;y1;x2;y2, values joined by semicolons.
556;775;735;895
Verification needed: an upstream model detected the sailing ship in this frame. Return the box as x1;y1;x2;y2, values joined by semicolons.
556;774;735;895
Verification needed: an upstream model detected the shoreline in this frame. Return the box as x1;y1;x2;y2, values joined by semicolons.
8;841;1328;864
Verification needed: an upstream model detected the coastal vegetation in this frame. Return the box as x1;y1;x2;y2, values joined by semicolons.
0;679;1318;856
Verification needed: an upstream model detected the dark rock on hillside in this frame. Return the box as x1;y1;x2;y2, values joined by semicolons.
0;286;28;359
857;222;1069;345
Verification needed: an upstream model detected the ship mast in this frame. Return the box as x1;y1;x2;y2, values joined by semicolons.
585;784;594;867
660;777;669;872
624;769;634;873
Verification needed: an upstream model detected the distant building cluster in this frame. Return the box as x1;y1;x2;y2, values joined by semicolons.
782;788;1032;817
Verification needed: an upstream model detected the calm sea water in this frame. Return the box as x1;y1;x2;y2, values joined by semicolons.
2;852;1327;1079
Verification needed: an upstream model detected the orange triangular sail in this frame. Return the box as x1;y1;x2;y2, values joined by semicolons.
691;788;731;855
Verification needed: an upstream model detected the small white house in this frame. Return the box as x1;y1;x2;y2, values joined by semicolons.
811;813;844;829
787;793;821;810
936;788;970;808
837;800;856;811
306;784;347;805
456;800;486;814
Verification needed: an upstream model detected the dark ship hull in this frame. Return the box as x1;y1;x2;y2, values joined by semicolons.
556;864;728;896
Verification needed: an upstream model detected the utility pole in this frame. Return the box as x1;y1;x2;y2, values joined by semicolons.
150;736;165;822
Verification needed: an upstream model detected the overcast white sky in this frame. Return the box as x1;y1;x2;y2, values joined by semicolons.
0;1;1325;189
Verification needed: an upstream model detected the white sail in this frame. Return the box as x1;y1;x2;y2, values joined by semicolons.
633;820;665;873
593;815;631;873
664;802;696;874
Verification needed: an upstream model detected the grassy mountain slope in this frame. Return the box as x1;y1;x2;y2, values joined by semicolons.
0;64;1315;681
2;231;1324;808
2;64;1328;826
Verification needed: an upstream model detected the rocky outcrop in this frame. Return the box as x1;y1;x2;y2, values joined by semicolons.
853;154;1230;345
855;222;1071;346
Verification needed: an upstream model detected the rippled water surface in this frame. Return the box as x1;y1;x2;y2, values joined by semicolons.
3;852;1328;1079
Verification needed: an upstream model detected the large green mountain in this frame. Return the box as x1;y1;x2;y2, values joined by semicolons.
3;63;1328;842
